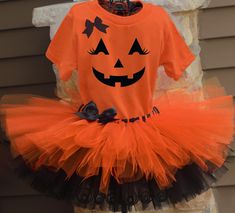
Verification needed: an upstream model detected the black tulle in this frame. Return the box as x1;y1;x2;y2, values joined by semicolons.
2;139;233;213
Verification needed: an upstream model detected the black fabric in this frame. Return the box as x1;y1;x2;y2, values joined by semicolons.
1;139;233;213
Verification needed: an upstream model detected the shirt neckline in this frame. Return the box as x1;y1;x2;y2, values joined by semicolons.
88;0;153;25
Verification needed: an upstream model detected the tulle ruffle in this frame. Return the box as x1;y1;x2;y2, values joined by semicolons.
1;139;233;212
0;77;235;211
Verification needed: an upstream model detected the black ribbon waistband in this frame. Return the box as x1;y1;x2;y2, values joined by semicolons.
74;101;160;124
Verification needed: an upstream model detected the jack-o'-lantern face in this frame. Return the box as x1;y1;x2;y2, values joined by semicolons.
88;38;149;87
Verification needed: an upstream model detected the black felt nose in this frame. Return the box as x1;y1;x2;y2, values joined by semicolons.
114;59;124;68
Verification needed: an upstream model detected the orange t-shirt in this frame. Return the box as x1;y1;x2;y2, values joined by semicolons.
45;0;196;119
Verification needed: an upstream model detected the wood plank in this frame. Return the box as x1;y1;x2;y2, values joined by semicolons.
0;56;55;87
208;0;235;8
199;37;235;70
199;6;235;39
0;141;42;196
0;0;73;30
0;195;73;213
203;68;235;96
0;83;56;98
231;140;235;156
0;27;50;59
213;187;235;213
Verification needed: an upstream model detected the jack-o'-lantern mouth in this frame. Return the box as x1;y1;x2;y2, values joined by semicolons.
92;67;145;87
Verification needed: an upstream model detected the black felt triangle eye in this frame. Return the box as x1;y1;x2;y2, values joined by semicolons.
128;38;149;55
88;38;109;55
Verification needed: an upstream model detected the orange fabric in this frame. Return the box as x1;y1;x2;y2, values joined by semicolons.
1;78;234;194
0;0;235;195
45;0;196;119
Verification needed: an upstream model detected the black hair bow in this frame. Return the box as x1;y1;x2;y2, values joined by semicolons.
75;101;118;124
82;16;109;38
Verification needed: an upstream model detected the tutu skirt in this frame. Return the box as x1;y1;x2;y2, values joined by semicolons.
0;77;234;212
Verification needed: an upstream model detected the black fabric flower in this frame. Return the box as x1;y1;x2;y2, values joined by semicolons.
75;101;118;124
75;101;99;121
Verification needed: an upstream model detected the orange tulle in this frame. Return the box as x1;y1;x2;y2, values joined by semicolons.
0;77;235;194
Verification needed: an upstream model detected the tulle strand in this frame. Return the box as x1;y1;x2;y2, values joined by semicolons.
0;76;234;209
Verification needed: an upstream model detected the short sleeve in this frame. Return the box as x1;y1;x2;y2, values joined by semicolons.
45;9;77;81
159;9;196;81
